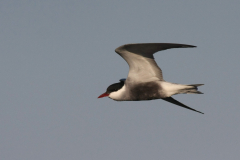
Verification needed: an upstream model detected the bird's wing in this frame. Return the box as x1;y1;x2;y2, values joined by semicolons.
115;43;196;83
162;97;203;114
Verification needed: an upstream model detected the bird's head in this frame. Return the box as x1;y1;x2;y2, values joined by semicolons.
98;79;126;98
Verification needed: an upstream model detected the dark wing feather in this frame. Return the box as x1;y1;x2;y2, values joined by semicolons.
162;97;204;114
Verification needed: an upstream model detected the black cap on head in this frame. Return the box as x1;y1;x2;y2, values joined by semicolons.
106;80;124;94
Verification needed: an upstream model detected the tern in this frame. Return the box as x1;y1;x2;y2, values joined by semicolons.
98;43;204;114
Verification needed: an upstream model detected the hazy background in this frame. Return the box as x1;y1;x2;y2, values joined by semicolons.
1;0;240;159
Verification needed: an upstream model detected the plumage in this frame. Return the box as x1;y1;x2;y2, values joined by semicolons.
98;43;204;114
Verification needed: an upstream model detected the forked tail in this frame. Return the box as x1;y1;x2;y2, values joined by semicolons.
179;84;204;94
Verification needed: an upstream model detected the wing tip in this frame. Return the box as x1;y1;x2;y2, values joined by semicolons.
196;110;204;114
181;44;197;48
162;97;204;114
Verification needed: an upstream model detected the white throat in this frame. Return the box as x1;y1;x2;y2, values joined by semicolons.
109;85;127;101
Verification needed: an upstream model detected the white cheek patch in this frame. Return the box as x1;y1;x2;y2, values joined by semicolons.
109;85;127;101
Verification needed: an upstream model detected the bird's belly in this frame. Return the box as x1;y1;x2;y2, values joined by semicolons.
127;81;165;101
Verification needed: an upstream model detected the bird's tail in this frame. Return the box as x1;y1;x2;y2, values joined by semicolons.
178;84;204;94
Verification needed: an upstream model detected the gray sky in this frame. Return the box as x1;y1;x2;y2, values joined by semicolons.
1;0;240;160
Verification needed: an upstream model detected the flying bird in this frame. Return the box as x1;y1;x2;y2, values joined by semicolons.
98;43;204;114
